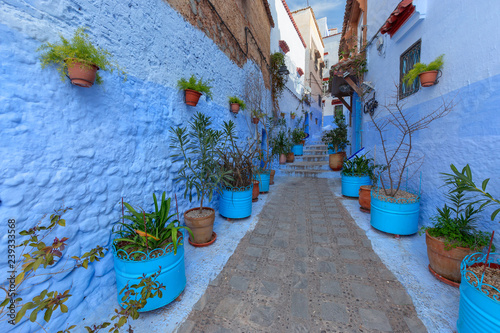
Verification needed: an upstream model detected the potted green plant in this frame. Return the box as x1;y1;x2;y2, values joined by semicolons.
170;112;231;246
322;112;349;171
251;109;265;124
218;121;257;218
342;154;376;198
443;164;500;331
291;112;296;120
37;27;125;87
272;129;291;164
291;127;305;156
404;54;444;87
177;75;213;107
228;96;246;114
419;170;491;286
112;192;193;311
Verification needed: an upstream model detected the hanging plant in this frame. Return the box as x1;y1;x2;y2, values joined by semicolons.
37;27;126;87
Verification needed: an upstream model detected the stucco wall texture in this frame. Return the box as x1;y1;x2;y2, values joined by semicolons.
0;0;272;331
362;0;500;241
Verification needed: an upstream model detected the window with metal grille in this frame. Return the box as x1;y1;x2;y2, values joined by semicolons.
399;40;421;99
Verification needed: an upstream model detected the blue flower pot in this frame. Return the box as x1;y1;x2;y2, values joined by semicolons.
341;174;371;197
219;184;253;219
112;239;186;312
292;144;303;156
457;253;500;332
254;171;270;193
370;188;420;235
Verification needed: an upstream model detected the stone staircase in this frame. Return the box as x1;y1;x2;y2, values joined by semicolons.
280;142;339;178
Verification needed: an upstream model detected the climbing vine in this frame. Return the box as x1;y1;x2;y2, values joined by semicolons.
270;52;287;116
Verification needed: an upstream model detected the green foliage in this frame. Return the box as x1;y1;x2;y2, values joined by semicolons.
228;96;246;110
270;52;287;113
0;207;160;332
341;154;385;182
37;27;125;85
219;121;257;188
177;75;213;99
270;129;292;155
113;192;193;259
291;112;296;117
322;112;349;151
421;171;492;251
291;127;306;145
404;54;444;85
251;109;266;119
443;164;500;222
170;112;232;210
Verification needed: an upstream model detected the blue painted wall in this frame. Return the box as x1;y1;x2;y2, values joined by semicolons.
362;0;500;241
0;1;269;331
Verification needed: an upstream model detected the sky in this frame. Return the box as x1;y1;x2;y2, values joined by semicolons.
286;0;347;32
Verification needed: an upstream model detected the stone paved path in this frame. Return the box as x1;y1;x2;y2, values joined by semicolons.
179;177;427;333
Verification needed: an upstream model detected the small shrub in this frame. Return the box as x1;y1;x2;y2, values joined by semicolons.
404;54;444;86
228;96;246;110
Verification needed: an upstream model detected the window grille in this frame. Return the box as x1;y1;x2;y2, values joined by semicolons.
399;40;421;99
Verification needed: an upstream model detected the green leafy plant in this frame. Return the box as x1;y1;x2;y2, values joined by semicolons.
251;109;266;119
0;207;162;333
404;54;444;85
291;127;306;145
270;52;287;114
177;75;213;99
218;121;257;188
170;112;232;211
322;112;349;152
228;96;246;110
37;27;125;85
420;171;492;251
271;129;292;155
290;112;296;117
443;164;500;222
113;192;193;259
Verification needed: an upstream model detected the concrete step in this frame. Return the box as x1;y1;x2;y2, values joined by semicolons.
280;169;332;178
282;161;330;171
303;149;328;155
305;144;327;150
295;154;328;162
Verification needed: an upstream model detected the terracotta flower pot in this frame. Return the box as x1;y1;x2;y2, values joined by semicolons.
329;152;343;171
300;140;305;145
183;207;215;244
270;170;275;185
419;70;439;87
426;230;476;285
230;103;240;113
185;89;202;106
359;185;372;212
252;180;260;202
291;114;296;119
279;153;286;164
286;152;295;163
252;117;259;124
66;58;99;88
281;113;285;118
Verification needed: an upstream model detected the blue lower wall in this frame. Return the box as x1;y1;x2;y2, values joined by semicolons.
361;74;500;241
0;1;270;331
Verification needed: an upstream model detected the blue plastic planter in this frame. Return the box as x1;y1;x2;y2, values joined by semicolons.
254;171;270;193
219;184;253;219
457;253;500;332
292;144;303;156
341;174;371;197
370;188;420;235
112;239;186;312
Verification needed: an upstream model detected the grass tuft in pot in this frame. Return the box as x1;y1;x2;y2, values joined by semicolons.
177;75;213;99
228;96;246;110
37;27;126;86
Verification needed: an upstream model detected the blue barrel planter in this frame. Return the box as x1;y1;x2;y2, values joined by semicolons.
112;238;186;312
457;253;500;332
219;184;253;219
341;174;371;197
254;171;270;193
370;188;420;235
292;144;303;156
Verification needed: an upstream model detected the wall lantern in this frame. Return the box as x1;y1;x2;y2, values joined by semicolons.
278;64;290;76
